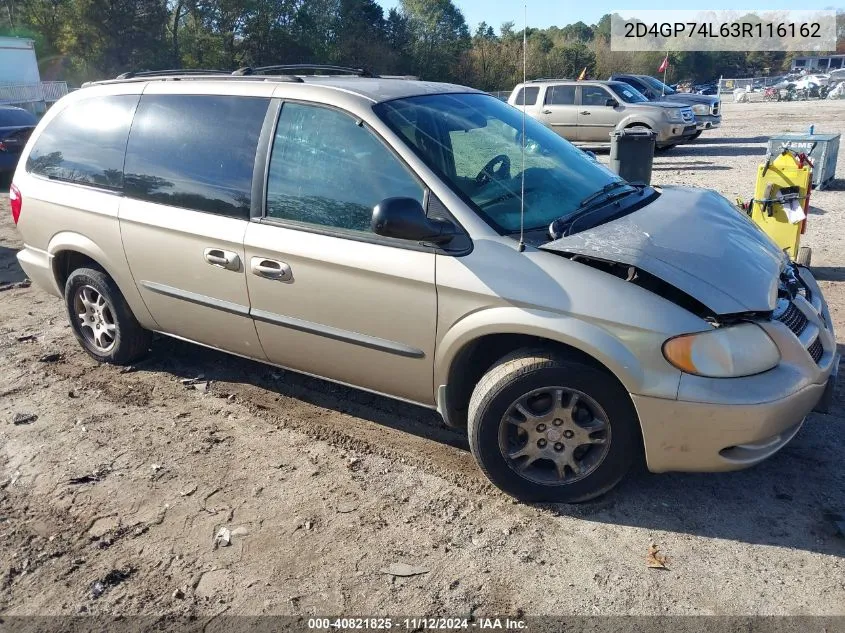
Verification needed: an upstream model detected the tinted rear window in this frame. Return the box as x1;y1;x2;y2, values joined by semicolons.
26;96;138;190
514;86;539;105
123;95;270;218
0;108;37;127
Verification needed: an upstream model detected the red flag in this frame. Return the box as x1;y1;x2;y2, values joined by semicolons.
658;55;669;73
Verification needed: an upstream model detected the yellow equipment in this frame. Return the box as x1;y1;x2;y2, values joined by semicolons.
745;146;814;266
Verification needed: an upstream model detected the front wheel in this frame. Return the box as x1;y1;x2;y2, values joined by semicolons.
467;349;640;503
689;130;703;140
655;143;676;152
65;266;151;365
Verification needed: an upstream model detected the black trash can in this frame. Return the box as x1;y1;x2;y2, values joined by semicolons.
609;127;656;185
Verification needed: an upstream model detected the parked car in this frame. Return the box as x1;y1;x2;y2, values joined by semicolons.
0;105;38;178
11;68;838;502
610;74;721;138
507;79;697;150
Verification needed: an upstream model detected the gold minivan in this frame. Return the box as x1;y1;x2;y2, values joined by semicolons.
11;67;838;502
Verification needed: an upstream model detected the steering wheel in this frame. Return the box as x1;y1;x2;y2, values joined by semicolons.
475;154;511;186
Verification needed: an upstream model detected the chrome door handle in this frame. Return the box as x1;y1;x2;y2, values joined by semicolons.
203;248;240;271
542;109;552;114
251;257;293;282
580;111;591;115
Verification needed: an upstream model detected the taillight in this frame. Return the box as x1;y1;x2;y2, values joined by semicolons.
9;183;22;225
0;141;7;152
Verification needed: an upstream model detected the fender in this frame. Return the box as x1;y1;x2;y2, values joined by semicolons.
47;231;158;330
616;115;656;131
435;306;660;398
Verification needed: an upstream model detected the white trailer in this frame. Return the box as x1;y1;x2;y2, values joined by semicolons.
0;36;67;114
0;36;40;84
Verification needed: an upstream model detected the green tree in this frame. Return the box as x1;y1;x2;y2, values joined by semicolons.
400;0;469;80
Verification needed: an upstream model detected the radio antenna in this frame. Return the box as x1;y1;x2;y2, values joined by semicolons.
518;3;527;253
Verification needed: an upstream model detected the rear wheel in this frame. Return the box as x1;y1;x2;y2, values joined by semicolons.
65;266;151;365
467;349;640;503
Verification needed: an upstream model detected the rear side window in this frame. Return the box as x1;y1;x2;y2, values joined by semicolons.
513;86;539;106
26;95;138;190
124;95;270;218
545;85;576;105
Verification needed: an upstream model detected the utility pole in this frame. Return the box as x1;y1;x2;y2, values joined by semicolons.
4;0;14;30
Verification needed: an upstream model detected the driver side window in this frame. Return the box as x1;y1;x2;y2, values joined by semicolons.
266;103;425;233
581;86;612;106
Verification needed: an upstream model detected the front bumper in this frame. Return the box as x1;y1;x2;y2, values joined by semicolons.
635;267;837;473
657;123;698;145
694;115;722;131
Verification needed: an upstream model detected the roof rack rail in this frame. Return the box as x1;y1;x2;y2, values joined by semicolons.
115;69;230;80
234;64;377;78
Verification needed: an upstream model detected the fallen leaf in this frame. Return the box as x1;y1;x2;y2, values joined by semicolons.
12;413;38;426
379;562;430;577
215;526;231;548
180;484;198;497
646;543;669;570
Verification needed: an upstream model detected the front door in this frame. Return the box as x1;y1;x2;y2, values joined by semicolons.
576;85;621;143
243;101;437;405
536;84;578;140
119;91;272;360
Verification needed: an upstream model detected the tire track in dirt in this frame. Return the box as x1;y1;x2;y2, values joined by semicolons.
40;337;499;498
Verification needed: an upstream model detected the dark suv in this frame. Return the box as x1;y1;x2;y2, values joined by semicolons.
610;74;721;138
0;106;38;178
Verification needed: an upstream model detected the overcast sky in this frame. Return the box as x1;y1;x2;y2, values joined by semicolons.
376;1;839;32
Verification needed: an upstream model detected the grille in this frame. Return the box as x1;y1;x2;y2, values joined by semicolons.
808;337;823;364
775;301;808;337
712;102;720;116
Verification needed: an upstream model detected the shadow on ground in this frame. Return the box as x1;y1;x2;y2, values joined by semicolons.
691;136;770;145
812;266;845;281
116;331;845;558
0;245;26;284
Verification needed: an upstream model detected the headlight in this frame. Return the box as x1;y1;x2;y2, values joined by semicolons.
691;104;709;115
662;323;780;378
665;108;684;122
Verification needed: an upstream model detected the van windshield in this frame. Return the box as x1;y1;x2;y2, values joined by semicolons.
374;93;626;233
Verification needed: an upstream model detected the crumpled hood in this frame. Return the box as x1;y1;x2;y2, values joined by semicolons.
540;186;788;315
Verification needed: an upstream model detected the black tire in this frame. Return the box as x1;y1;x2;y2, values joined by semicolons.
64;265;151;365
654;143;676;152
467;349;640;503
689;131;703;140
796;246;812;267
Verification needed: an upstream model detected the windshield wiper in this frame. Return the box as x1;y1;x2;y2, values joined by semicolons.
576;180;631;210
550;181;645;238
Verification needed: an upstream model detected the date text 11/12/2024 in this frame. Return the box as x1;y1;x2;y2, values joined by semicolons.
307;618;527;630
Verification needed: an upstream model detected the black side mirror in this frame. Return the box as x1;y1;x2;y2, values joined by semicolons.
605;98;618;107
372;197;456;245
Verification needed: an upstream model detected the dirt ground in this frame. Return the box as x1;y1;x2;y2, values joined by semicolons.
0;99;844;621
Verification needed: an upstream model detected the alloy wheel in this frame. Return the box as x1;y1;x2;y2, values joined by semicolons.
74;285;117;353
498;386;611;485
